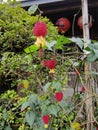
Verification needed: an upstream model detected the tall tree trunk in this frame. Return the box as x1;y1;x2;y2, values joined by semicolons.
81;0;93;130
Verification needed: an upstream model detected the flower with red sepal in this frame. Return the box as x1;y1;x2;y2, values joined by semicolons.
42;115;50;128
55;92;63;102
45;59;56;73
33;21;47;37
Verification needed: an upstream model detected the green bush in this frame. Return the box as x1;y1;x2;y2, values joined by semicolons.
0;3;58;53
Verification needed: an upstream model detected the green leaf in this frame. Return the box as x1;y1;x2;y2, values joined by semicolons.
33;127;45;130
25;111;35;128
4;126;12;130
87;51;97;63
41;100;50;115
53;81;62;91
21;101;29;111
94;49;98;57
93;42;98;49
43;82;51;92
2;108;8;120
56;35;71;50
24;44;39;53
29;94;40;107
47;104;60;116
70;37;83;50
46;40;56;50
28;4;38;15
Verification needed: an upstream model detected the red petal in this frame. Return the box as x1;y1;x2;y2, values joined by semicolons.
55;92;63;102
45;60;56;69
42;115;50;124
33;21;47;37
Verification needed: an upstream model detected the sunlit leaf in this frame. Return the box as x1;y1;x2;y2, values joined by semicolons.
24;45;39;53
28;4;38;15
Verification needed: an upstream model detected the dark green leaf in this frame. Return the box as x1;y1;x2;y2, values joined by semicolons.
47;104;60;116
21;101;29;111
25;111;35;128
29;94;40;107
87;51;97;63
43;82;51;92
93;42;98;49
53;81;62;91
94;49;98;57
70;37;83;50
2;108;8;120
4;126;12;130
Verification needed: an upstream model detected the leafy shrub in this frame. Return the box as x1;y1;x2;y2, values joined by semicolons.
0;3;58;53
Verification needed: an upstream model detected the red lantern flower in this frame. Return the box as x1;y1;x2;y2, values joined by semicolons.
45;59;56;73
33;21;47;37
55;17;71;34
77;15;93;29
81;85;85;92
42;115;50;128
55;92;63;102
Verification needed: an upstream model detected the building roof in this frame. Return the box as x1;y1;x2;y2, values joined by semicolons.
21;0;98;15
21;0;64;7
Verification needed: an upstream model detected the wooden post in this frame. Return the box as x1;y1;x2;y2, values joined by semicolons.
81;0;93;130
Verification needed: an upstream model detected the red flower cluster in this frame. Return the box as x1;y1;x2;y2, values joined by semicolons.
45;60;56;70
33;21;47;37
55;92;63;102
42;115;50;128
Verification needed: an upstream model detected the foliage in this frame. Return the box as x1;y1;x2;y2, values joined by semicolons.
0;1;98;130
71;37;98;63
0;90;27;130
0;3;58;53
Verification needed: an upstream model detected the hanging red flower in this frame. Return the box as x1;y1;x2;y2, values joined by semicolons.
42;115;50;128
45;59;56;73
81;85;85;92
55;92;63;102
33;21;47;37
